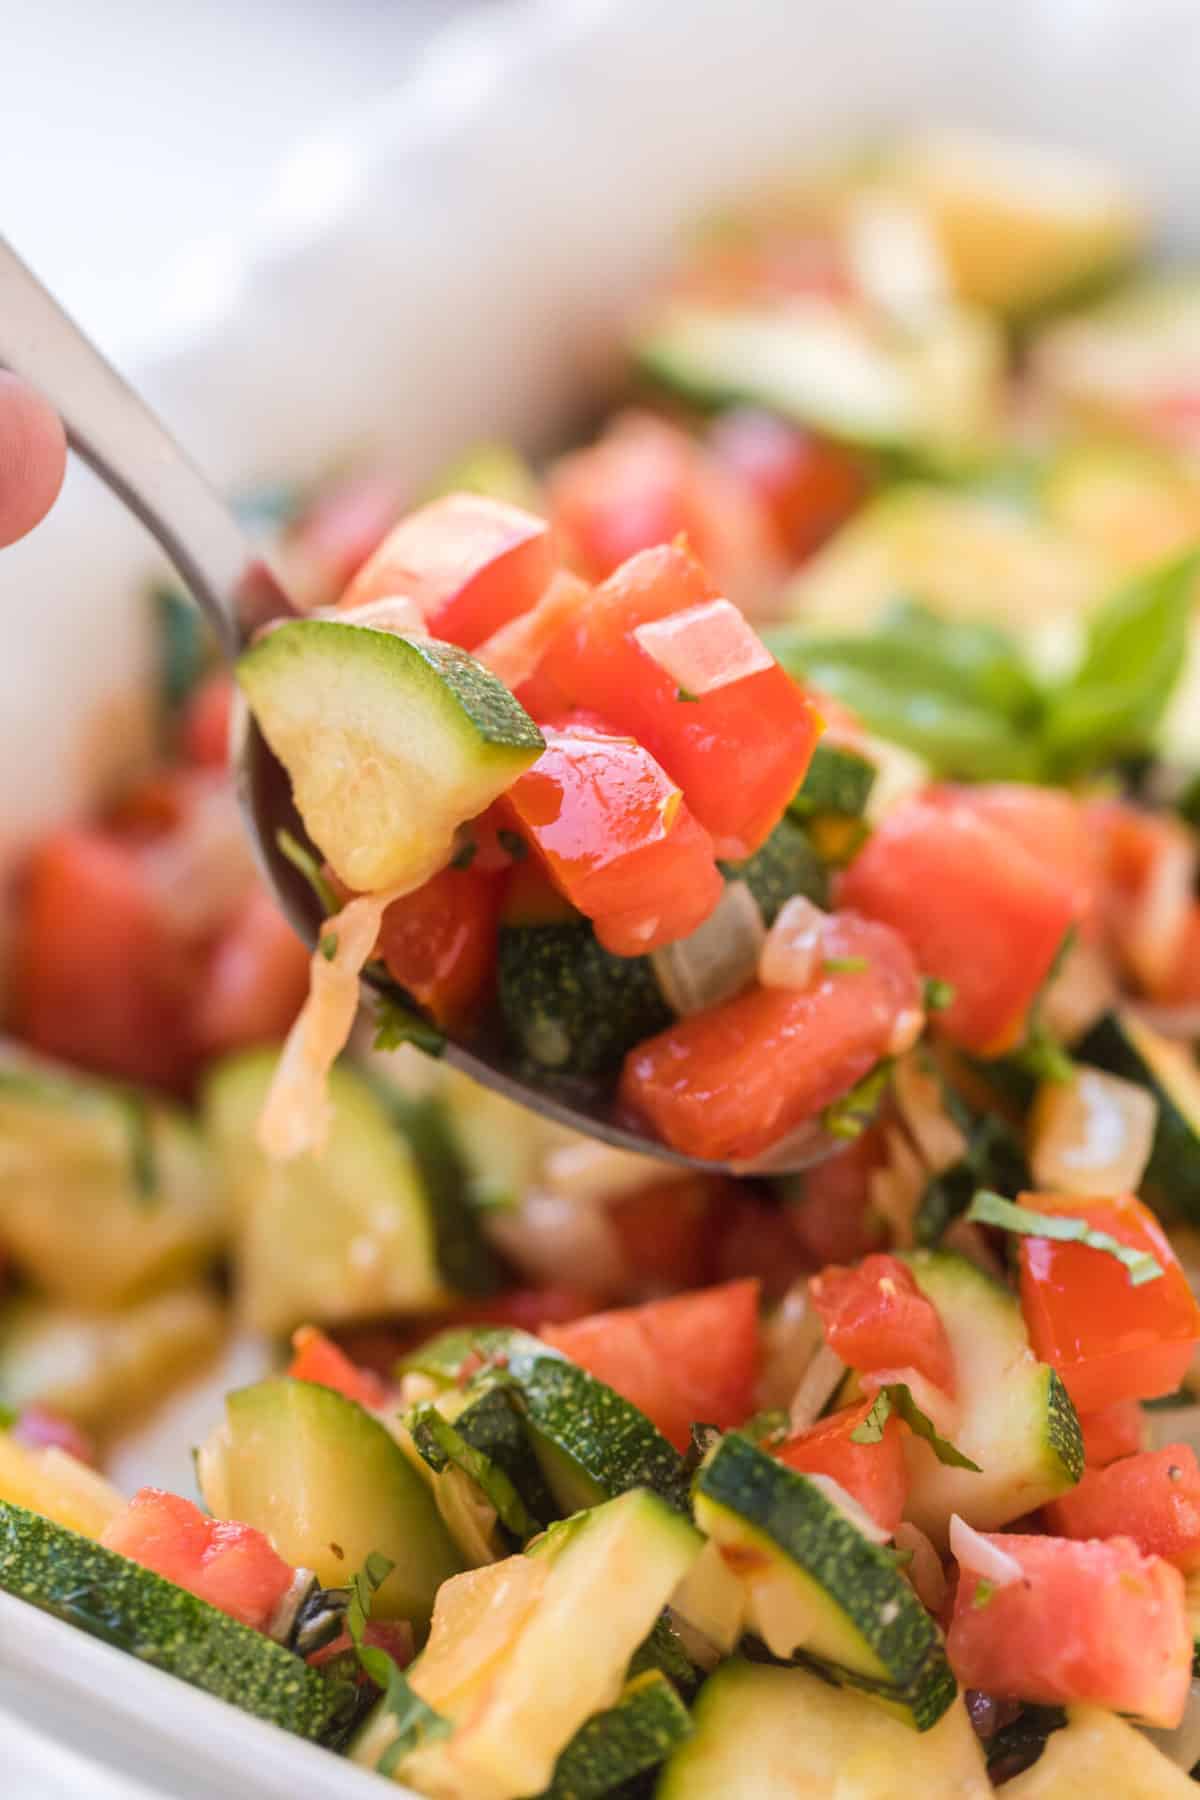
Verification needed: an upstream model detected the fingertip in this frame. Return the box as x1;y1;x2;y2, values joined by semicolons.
0;372;68;548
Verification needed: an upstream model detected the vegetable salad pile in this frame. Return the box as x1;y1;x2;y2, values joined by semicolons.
6;127;1200;1793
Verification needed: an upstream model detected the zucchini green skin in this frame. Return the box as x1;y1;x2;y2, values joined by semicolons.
447;1384;558;1528
790;741;877;819
720;817;829;923
1078;1010;1200;1215
540;1671;692;1800
0;1499;349;1741
408;1400;543;1545
370;1082;502;1295
497;922;672;1076
693;1434;955;1731
400;1328;690;1514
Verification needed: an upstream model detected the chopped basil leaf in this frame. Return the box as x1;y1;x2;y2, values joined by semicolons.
741;1409;790;1449
821;1058;893;1141
676;687;701;703
682;1422;723;1478
822;954;868;974
966;1190;1164;1286
850;1386;981;1470
922;976;956;1013
348;1551;450;1776
374;995;446;1058
319;932;339;962
276;828;340;916
971;1578;995;1610
0;1402;17;1432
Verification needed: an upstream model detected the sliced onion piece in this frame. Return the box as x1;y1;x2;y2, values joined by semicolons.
1040;935;1118;1046
892;1052;968;1176
632;598;773;697
758;894;826;991
756;1281;823;1411
867;1123;928;1251
894;1521;947;1613
473;572;589;692
788;1344;846;1432
652;880;765;1016
806;1472;890;1545
949;1513;1022;1588
1141;1678;1200;1772
1029;1064;1158;1197
1124;828;1197;995
320;595;428;637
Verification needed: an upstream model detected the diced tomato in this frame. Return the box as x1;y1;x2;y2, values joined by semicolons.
1078;1398;1146;1468
502;721;723;955
541;1279;761;1452
340;492;554;650
619;913;920;1164
710;1187;814;1300
606;1176;722;1294
308;1618;415;1673
775;1396;909;1535
376;862;503;1030
11;828;199;1088
809;1253;955;1398
288;1325;391;1410
1017;1192;1200;1414
546;412;782;611
838;798;1082;1054
1089;799;1197;996
180;672;234;769
786;1124;887;1268
286;470;405;606
926;784;1101;939
101;1488;295;1633
192;889;310;1056
11;1405;94;1467
707;409;868;562
500;856;579;927
532;544;821;858
946;1531;1191;1727
1045;1444;1200;1571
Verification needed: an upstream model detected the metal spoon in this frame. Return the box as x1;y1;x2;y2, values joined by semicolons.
0;236;841;1176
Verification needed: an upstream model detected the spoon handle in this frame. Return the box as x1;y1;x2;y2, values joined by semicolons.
0;237;290;655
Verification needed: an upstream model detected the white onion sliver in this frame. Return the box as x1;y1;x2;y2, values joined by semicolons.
651;881;765;1017
948;1513;1022;1588
805;1473;890;1544
1030;1065;1157;1197
867;1125;928;1252
633;598;773;697
758;894;826;991
321;595;428;636
788;1344;847;1432
1141;1678;1200;1772
1040;936;1117;1046
894;1522;947;1614
756;1282;823;1411
892;1053;968;1176
1125;830;1196;993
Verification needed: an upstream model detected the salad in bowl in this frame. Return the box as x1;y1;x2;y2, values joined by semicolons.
5;126;1200;1795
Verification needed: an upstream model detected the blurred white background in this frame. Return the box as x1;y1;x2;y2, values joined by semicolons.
3;0;471;355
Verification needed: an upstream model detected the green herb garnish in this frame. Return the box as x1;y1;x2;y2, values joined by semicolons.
347;1552;451;1776
966;1190;1164;1286
276;828;340;916
374;995;446;1058
676;687;701;703
822;1059;893;1141
850;1385;980;1470
319;932;339;962
922;977;956;1013
823;954;868;974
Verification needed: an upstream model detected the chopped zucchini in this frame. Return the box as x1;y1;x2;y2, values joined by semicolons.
408;1400;543;1548
658;1656;985;1800
0;1064;221;1307
628;1612;702;1700
0;1428;123;1539
371;1083;503;1295
720;816;828;922
196;1376;463;1629
895;1251;1083;1545
1002;1703;1196;1798
1078;1010;1200;1217
203;1050;452;1333
497;921;672;1076
632;298;1001;460
883;128;1143;317
236;618;544;892
434;1067;563;1214
540;1669;691;1799
0;1499;348;1740
356;1488;701;1797
0;1286;225;1437
657;1658;989;1797
401;1327;690;1514
789;739;877;819
693;1434;955;1730
435;1384;557;1531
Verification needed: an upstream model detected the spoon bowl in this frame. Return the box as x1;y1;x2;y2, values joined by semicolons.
0;235;842;1177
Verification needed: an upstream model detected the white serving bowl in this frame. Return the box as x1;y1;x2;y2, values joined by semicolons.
2;0;1199;1791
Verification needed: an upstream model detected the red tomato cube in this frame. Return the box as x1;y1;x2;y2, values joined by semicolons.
288;1326;391;1410
1017;1192;1200;1414
775;1396;909;1535
101;1488;295;1634
809;1253;955;1398
1078;1398;1146;1468
1045;1444;1200;1571
377;862;503;1029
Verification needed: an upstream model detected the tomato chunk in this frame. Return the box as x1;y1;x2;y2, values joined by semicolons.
377;862;503;1029
606;1176;723;1294
775;1396;909;1535
541;1279;761;1452
1017;1192;1200;1414
340;492;554;650
1078;1398;1146;1468
288;1325;390;1410
707;409;868;562
619;913;920;1163
101;1488;295;1633
786;1124;887;1267
947;1531;1191;1727
1045;1444;1200;1571
533;544;821;858
11;828;198;1088
502;722;722;955
193;888;310;1057
286;469;405;607
838;797;1083;1053
809;1253;955;1398
926;783;1101;938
